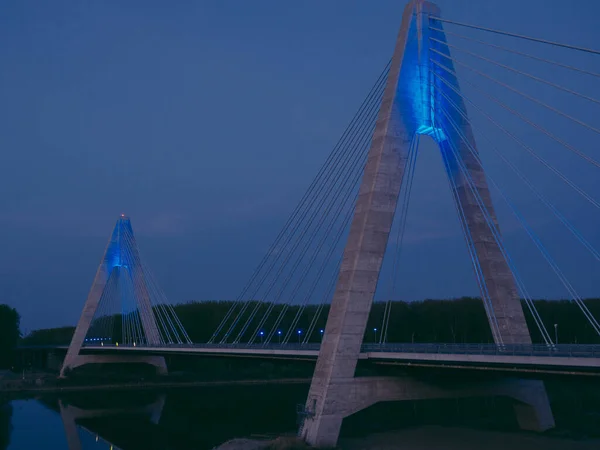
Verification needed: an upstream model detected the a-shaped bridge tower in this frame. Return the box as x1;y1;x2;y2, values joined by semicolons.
300;1;554;446
60;215;190;376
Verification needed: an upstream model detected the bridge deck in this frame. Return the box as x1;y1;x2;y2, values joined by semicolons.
29;343;600;372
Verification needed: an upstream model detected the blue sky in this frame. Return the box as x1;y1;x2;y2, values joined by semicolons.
0;0;599;331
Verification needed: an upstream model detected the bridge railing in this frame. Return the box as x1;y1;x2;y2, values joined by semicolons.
75;342;600;358
361;343;600;358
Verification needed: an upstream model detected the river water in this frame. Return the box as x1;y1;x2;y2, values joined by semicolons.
1;380;599;449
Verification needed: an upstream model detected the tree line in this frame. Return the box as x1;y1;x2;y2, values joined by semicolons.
20;298;600;346
0;305;20;368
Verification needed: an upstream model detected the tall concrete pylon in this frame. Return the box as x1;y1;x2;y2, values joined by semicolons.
60;215;163;376
301;1;553;446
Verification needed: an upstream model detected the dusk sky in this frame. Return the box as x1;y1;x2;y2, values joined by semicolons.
1;0;599;331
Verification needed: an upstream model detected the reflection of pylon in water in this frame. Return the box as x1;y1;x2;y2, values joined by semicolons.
60;215;190;376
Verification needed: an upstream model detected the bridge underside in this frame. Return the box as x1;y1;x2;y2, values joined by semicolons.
62;354;168;376
302;376;553;447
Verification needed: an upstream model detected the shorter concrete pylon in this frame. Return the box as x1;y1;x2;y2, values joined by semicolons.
60;215;165;377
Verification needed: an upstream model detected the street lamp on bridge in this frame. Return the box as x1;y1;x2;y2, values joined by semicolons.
554;324;558;344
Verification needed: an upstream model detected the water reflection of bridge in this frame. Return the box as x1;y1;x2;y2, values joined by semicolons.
42;393;166;450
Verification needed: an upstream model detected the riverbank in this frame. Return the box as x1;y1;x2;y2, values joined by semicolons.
0;376;310;399
339;426;600;449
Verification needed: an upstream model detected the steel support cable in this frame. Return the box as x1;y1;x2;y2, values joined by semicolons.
427;111;504;345
121;231;171;344
429;37;600;108
119;234;150;344
262;86;387;344
438;142;505;344
439;144;504;344
125;264;146;345
435;102;553;344
233;127;374;345
433;88;553;344
380;134;420;344
127;245;168;346
302;259;340;345
228;82;388;343
96;272;116;339
219;77;389;344
267;181;363;345
379;134;419;344
129;272;146;344
238;103;382;344
245;96;384;345
301;283;333;344
299;137;417;346
120;232;163;345
224;70;389;343
428;26;600;79
284;193;370;345
120;270;127;344
434;73;600;262
427;16;600;56
90;272;112;341
162;300;192;343
423;80;505;343
108;270;121;341
158;294;191;343
118;239;144;345
105;270;122;342
435;86;570;344
431;63;600;210
110;271;121;340
263;193;357;346
137;262;180;344
122;232;180;345
146;274;191;344
440;100;600;336
383;135;419;342
143;270;190;343
142;263;190;343
121;270;134;344
98;270;119;341
440;123;552;345
120;231;157;345
429;49;600;137
255;102;383;345
89;274;107;339
210;62;392;343
134;264;172;343
430;56;600;170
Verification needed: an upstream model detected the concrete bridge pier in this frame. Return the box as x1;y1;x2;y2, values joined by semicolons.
301;376;554;447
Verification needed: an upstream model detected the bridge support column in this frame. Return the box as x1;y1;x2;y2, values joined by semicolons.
301;1;554;445
509;379;555;431
301;376;554;447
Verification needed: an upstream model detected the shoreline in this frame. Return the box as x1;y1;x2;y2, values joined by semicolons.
0;377;311;398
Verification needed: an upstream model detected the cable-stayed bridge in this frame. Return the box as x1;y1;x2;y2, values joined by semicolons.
50;0;600;447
